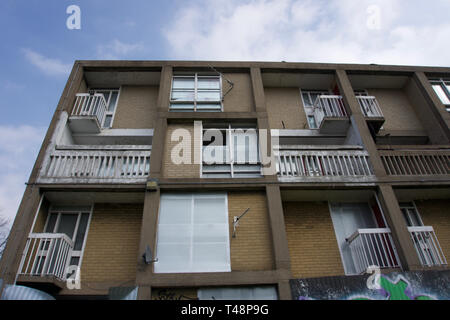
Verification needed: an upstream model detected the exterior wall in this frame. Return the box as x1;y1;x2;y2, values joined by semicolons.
266;88;308;129
112;85;158;129
222;73;254;112
162;123;200;179
228;191;274;271
284;201;345;279
414;199;450;263
368;88;425;132
80;203;143;283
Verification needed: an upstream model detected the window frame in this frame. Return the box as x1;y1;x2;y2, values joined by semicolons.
154;193;231;274
43;205;93;271
429;78;450;112
169;73;223;112
200;123;262;178
399;201;424;227
300;89;331;129
88;87;121;128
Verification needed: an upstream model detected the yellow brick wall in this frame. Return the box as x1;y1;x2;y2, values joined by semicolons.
368;88;425;132
414;199;450;264
162;123;201;178
80;203;142;283
284;201;345;279
112;85;158;129
228;191;274;271
266;87;308;129
222;73;255;112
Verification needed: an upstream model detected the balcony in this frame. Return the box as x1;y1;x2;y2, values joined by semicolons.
346;228;401;275
68;93;107;133
355;96;385;133
17;233;73;283
38;146;151;184
313;95;349;134
379;149;450;176
408;226;447;267
275;146;374;182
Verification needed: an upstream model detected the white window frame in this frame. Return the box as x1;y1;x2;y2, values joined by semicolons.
201;123;262;178
429;78;450;112
154;193;231;273
88;87;121;128
43;205;93;271
399;201;424;227
300;89;330;129
169;73;223;112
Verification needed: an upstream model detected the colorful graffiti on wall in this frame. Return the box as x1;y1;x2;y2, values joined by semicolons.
291;270;450;300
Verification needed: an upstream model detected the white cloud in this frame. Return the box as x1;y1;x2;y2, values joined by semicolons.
97;39;144;60
0;125;46;229
22;49;72;76
164;0;450;66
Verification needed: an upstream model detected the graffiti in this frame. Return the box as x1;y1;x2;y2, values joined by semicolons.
154;289;198;301
291;270;449;300
352;276;434;300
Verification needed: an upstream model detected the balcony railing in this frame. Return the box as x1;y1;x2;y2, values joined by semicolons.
18;233;73;281
379;149;450;176
346;228;401;275
355;96;384;118
275;148;374;180
314;95;347;121
408;226;447;267
71;93;107;125
38;147;151;184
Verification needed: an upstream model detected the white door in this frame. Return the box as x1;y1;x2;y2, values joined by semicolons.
329;202;377;275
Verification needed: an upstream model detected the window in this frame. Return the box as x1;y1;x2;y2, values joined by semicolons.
430;79;450;112
202;123;261;178
43;206;92;269
155;193;230;273
170;74;222;111
399;202;424;227
89;88;120;128
198;286;278;300
300;90;329;128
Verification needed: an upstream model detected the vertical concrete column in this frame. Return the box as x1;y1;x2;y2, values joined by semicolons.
0;63;84;291
335;69;386;176
136;66;172;297
411;72;450;143
376;185;422;270
266;185;292;300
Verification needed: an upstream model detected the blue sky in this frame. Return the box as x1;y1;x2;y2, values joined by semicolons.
0;0;449;229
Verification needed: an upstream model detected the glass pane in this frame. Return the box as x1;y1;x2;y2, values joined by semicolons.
73;213;89;251
171;90;195;101
193;198;226;223
56;214;78;239
172;77;195;89
158;198;191;224
170;103;195;110
157;224;191;243
192;243;229;272
432;85;450;104
155;243;191;273
196;103;221;110
103;115;112;128
198;77;220;89
45;213;58;233
302;93;312;107
108;92;118;111
197;91;221;101
97;91;110;103
308;115;317;128
194;224;228;242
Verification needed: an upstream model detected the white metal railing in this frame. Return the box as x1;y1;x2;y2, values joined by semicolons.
313;95;348;126
408;226;447;267
18;233;73;281
379;150;450;175
39;149;151;183
275;149;373;178
346;228;401;275
71;93;107;125
356;96;384;118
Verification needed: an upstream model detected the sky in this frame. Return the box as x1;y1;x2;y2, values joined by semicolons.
0;0;449;230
